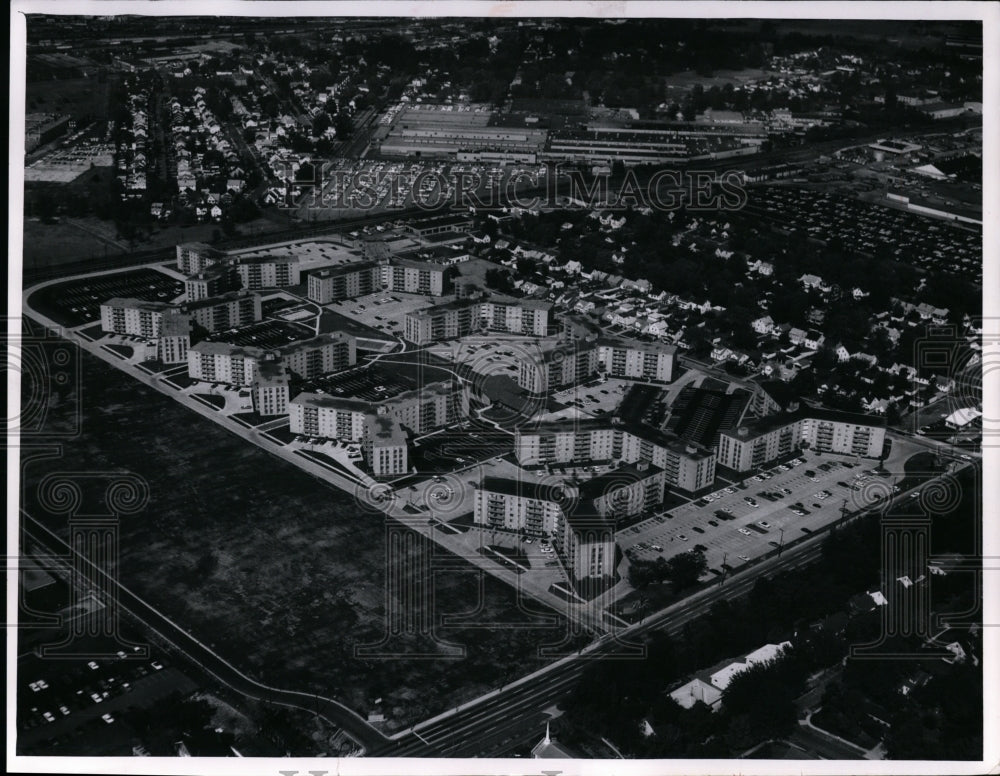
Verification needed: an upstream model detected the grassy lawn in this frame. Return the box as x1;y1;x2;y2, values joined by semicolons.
20;345;568;730
163;373;199;390
192;393;225;410
104;344;134;360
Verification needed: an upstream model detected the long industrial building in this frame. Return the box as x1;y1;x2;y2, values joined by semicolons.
379;106;548;162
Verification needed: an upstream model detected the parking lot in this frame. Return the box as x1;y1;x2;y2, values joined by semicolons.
204;319;315;349
232;237;362;267
428;335;541;382
303;356;455;402
548;377;630;419
619;451;901;577
328;290;431;339
16;646;180;749
27;267;184;328
410;428;513;475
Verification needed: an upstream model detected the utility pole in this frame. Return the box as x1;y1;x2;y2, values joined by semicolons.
720;552;728;585
778;527;785;557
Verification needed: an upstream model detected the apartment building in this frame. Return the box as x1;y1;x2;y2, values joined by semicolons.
290;393;368;440
183;290;262;333
579;461;666;522
185;264;241;301
716;405;886;472
517;341;600;394
363;413;409;477
289;378;465;441
405;298;478;344
403;294;553;345
187;332;356;386
157;309;192;365
472;476;616;580
237;255;302;289
561;509;617;581
515;418;716;493
597;337;676;382
176;242;226;275
307;261;382;303
251;359;291;417
384;257;450;296
100;297;174;339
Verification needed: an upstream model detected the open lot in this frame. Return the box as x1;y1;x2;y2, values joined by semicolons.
22;218;123;271
427;334;543;385
26;267;184;328
19;347;568;731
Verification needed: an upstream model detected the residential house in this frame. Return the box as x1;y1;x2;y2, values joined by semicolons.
752;315;775;335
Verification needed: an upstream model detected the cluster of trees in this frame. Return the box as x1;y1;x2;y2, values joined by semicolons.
627;549;707;591
559;465;980;758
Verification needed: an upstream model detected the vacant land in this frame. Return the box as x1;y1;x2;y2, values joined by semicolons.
25;77;111;121
22;218;121;271
20;344;566;730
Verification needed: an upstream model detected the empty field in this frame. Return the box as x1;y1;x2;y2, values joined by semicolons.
20;345;566;731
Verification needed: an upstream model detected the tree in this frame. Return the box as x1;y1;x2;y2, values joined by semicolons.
334;111;353;139
664;550;707;590
721;655;802;740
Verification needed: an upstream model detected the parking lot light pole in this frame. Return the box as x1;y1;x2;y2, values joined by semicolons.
778;528;785;556
720;552;728;585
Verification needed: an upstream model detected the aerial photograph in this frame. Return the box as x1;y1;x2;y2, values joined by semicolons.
9;3;995;774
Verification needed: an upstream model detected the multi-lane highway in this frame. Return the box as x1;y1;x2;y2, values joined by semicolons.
374;539;831;757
